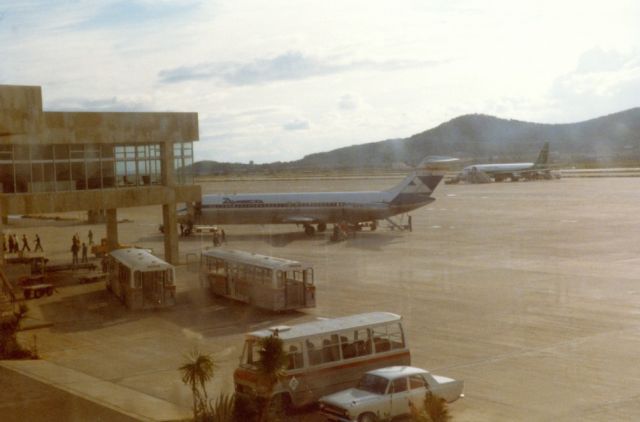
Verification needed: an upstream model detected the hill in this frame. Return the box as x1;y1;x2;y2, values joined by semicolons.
191;108;640;174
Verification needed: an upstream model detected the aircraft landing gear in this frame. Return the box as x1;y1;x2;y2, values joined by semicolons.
304;224;316;236
317;222;327;233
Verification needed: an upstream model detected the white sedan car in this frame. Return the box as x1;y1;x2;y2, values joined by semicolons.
318;366;463;422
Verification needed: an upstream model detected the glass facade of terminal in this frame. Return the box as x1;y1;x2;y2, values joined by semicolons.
0;142;193;193
174;142;194;185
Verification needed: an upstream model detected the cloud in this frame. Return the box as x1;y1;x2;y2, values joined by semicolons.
549;48;640;120
575;47;629;74
338;94;359;111
282;119;310;131
158;50;443;85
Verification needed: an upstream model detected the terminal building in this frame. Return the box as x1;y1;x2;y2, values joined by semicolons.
0;84;201;265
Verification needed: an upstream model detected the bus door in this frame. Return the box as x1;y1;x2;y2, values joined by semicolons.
142;271;163;307
303;268;314;306
227;264;237;298
285;270;304;308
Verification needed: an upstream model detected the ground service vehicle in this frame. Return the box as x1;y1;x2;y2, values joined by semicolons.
319;366;464;421
106;248;176;310
234;312;410;409
200;248;315;311
91;238;134;258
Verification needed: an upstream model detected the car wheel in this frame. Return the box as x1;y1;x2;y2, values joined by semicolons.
358;412;377;422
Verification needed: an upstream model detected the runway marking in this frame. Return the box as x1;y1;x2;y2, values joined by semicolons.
431;225;441;229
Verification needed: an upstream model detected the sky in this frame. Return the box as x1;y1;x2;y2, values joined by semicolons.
2;0;640;163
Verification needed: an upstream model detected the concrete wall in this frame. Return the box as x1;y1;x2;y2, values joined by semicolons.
42;111;198;145
0;85;44;141
0;185;201;215
0;85;197;145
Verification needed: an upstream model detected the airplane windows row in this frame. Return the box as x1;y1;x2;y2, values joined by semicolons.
206;202;349;209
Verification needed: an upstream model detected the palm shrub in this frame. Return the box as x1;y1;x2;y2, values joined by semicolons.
0;304;38;359
179;349;215;421
410;393;451;422
256;334;288;422
206;393;236;422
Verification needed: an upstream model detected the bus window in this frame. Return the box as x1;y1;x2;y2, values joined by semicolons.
340;328;371;359
304;268;314;284
372;323;405;353
286;342;304;370
320;334;340;363
388;323;405;350
241;340;263;366
306;337;323;366
276;271;284;288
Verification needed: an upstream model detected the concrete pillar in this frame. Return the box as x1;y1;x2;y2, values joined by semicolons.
162;204;179;264
161;142;179;264
0;203;4;266
106;209;118;252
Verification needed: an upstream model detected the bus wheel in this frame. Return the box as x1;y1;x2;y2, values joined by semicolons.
317;222;327;232
304;225;315;236
278;393;292;413
359;412;378;422
269;393;292;416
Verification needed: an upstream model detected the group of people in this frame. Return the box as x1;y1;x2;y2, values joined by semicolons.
71;232;91;265
3;233;43;253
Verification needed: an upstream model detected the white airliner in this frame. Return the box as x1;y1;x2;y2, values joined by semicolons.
460;142;550;182
180;157;455;236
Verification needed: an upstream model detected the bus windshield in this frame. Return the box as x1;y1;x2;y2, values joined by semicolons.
357;374;388;395
241;339;263;367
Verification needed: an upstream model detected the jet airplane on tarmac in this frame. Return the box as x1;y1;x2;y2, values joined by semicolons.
459;142;551;182
180;157;455;236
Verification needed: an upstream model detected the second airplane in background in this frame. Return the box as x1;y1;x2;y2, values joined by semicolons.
458;142;551;182
180;157;455;236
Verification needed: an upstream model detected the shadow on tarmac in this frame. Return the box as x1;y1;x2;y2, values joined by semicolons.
38;285;307;337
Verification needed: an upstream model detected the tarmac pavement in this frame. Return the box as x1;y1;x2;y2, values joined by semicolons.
3;176;640;421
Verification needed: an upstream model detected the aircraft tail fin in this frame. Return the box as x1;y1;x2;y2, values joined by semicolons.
385;156;456;203
534;142;549;167
385;172;444;204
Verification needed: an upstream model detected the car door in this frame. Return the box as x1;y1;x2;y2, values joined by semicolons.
408;374;429;412
389;376;411;417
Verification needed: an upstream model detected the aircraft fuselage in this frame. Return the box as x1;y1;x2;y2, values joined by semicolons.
193;190;435;226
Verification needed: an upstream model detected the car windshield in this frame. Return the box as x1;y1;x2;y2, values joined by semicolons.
356;374;388;394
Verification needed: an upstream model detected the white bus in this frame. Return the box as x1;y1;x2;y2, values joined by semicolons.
106;248;176;310
200;249;316;311
233;312;410;409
